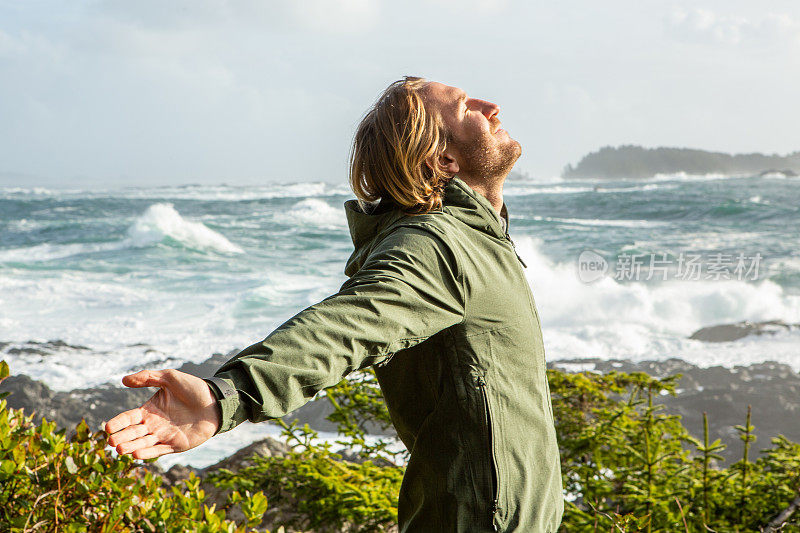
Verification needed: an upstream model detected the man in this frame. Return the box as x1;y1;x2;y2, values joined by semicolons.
105;77;565;532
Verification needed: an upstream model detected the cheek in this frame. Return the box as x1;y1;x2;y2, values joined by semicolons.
460;117;492;142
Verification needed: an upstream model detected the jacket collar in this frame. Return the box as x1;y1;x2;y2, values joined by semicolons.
343;176;509;275
442;176;509;240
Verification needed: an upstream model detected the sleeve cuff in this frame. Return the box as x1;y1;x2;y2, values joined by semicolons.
203;376;245;435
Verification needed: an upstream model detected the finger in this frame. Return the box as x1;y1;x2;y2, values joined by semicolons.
107;423;149;447
116;433;160;456
105;407;144;435
132;444;175;460
121;369;170;389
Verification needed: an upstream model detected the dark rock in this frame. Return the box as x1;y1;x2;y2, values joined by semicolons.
0;374;152;433
3;340;90;356
202;437;291;475
759;169;798;177
174;351;238;378
7;347;50;356
163;464;202;486
197;436;292;530
689;319;799;342
335;447;396;467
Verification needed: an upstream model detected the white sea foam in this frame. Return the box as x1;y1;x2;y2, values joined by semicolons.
650;171;741;182
0;270;262;391
0;203;244;262
759;172;795;180
504;181;680;196
748;195;770;204
505;185;596;196
120;182;350;202
1;182;353;202
514;236;800;370
0;186;61;197
7;218;50;232
0;241;126;263
532;215;668;228
127;203;244;253
620;230;766;253
251;270;343;307
594;183;680;193
285;198;346;229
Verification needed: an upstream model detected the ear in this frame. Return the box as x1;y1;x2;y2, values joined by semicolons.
425;148;459;176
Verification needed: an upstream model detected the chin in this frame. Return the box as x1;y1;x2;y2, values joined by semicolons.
504;138;522;163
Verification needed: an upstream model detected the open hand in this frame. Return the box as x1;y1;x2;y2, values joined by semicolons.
105;369;221;460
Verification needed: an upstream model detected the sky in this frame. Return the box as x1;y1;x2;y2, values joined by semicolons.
1;0;799;188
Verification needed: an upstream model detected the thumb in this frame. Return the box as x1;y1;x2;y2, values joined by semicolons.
121;369;169;389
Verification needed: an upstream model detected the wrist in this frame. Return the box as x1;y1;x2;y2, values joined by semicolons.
203;376;241;435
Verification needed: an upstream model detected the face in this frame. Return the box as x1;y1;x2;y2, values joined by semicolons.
421;81;521;181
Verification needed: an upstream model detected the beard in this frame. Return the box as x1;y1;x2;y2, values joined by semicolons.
452;133;522;181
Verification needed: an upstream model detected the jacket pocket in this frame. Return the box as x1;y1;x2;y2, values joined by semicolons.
475;374;501;531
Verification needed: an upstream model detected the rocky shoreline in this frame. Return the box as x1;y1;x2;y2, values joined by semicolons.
2;319;799;474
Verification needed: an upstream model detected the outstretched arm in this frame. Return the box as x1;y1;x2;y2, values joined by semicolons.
106;225;464;458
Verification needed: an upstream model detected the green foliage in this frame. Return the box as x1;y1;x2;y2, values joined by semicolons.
324;369;405;466
207;419;402;532
7;358;800;532
0;360;273;533
548;369;800;532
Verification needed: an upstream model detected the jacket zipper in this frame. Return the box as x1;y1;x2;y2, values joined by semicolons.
476;375;500;531
504;231;528;268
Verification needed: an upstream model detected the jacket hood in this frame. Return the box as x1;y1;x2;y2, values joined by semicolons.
343;176;508;275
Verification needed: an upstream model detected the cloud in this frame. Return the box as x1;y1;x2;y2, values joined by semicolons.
667;7;800;46
287;0;379;34
92;0;380;35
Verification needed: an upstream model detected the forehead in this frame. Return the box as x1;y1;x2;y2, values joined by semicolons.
421;81;466;111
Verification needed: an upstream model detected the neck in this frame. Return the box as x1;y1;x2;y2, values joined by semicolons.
457;174;506;214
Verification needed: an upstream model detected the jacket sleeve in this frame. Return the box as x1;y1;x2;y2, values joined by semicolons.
204;226;465;434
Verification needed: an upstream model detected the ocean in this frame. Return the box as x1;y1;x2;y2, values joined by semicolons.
2;172;799;468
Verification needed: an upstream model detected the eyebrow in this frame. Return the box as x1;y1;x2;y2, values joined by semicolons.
456;92;467;110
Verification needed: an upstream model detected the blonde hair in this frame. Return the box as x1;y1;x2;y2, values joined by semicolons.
349;76;452;215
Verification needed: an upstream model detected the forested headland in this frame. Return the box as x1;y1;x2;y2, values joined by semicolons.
563;145;800;179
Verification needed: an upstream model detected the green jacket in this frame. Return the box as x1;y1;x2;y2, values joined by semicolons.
205;176;564;532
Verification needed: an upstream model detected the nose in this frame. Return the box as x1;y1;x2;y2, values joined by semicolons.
473;98;500;120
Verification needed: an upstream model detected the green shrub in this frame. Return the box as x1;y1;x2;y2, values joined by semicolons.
0;360;272;533
548;369;800;532
6;358;800;532
208;421;402;533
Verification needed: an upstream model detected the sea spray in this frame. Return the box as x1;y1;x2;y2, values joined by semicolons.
127;203;244;253
513;235;800;365
285;198;346;229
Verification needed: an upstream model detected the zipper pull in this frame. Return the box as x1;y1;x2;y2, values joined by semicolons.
506;233;528;268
